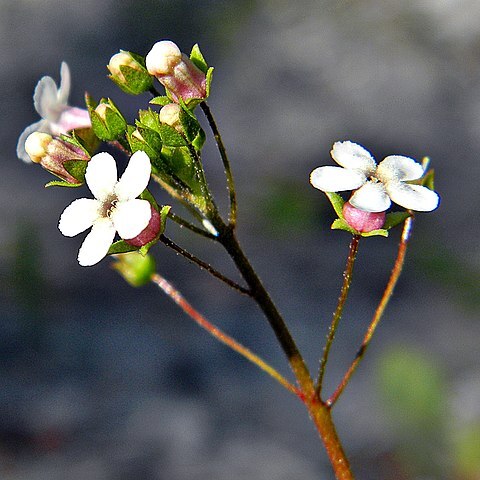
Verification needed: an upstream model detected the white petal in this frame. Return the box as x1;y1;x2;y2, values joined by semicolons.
310;166;366;192
114;151;151;201
57;62;71;105
58;198;102;237
33;75;60;120
77;218;116;266
85;152;118;201
16;120;47;162
111;199;151;239
330;141;377;174
349;182;391;212
385;182;440;211
377;155;424;182
51;107;91;134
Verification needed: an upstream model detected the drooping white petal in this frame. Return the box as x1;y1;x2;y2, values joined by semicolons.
58;198;102;237
330;141;377;175
114;151;151;201
57;62;71;105
77;217;117;266
310;166;366;192
33;75;59;120
377;155;424;182
385;181;440;211
16;120;48;162
85;152;118;201
111;199;151;239
349;182;391;212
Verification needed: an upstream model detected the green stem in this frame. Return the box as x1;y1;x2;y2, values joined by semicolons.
200;102;237;227
167;211;218;240
160;234;250;295
327;217;413;407
151;272;300;396
316;235;360;396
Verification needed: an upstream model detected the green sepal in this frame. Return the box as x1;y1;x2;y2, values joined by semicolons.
45;179;83;188
157;124;187;147
87;96;127;141
138;109;161;132
111;251;156;287
384;211;411;230
192;128;206;151
421;168;435;190
325;192;345;217
205;67;214;99
361;228;389;237
127;125;162;160
178;101;202;143
114;53;152;95
189;44;208;73
150;96;171;106
331;218;358;235
63;160;88;183
107;240;139;255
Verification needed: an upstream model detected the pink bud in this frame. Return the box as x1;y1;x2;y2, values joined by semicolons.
125;205;161;247
342;202;386;233
146;41;206;102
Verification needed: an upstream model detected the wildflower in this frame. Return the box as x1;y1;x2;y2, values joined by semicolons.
310;141;439;212
107;50;153;95
24;132;89;183
58;151;157;266
145;40;206;102
17;62;91;162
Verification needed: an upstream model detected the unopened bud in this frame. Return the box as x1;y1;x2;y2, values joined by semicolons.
107;51;153;95
24;132;90;183
125;205;161;247
91;100;127;141
159;104;182;131
342;202;386;233
146;41;206;103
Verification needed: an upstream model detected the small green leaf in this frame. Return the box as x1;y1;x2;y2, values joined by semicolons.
150;96;172;106
157;124;187;147
205;67;214;98
138;109;161;132
325;192;345;218
384;211;410;230
361;228;388;237
331;218;357;234
63;160;88;183
107;240;138;255
189;44;208;73
45;180;83;188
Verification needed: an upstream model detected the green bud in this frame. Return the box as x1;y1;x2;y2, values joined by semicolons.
112;251;156;287
89;99;127;141
108;50;153;95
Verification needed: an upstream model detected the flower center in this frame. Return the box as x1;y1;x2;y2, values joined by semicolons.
101;194;118;218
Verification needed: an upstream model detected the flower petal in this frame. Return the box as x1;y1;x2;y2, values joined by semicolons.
33;75;60;120
377;155;424;182
310;166;366;192
58;198;101;237
385;181;440;211
51;107;91;134
330;141;377;174
349;182;391;212
16;120;47;162
57;62;71;105
77;218;116;266
85;152;118;201
111;199;151;239
114;151;152;201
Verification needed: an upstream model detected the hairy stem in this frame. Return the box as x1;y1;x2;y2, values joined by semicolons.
328;217;413;407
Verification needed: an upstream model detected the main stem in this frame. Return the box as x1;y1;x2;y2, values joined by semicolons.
216;222;354;479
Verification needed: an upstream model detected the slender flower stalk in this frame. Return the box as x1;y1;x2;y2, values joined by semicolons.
327;216;414;407
317;235;361;395
200;102;237;227
159;234;250;295
151;272;300;396
167;211;218;240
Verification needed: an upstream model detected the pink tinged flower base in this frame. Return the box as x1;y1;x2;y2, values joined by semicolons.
125;206;161;247
342;202;386;233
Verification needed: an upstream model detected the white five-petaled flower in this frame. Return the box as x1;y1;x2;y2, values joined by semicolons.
58;151;152;267
17;62;91;162
310;141;439;212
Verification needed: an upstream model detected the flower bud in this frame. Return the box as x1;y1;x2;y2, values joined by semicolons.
146;41;207;102
159;103;182;132
24;132;90;184
112;251;156;287
91;100;127;141
125;205;161;247
342;202;386;233
107;51;153;95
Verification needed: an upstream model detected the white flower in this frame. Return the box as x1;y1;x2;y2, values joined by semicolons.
310;141;440;212
58;151;152;267
17;62;91;162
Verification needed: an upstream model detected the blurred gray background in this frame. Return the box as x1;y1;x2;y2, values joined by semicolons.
1;1;479;479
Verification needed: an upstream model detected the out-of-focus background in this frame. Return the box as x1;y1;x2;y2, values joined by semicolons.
1;1;479;478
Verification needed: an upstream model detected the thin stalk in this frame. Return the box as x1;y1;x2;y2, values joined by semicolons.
327;217;414;407
316;235;360;396
151;272;300;396
160;234;250;296
200;102;237;227
167;211;218;240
